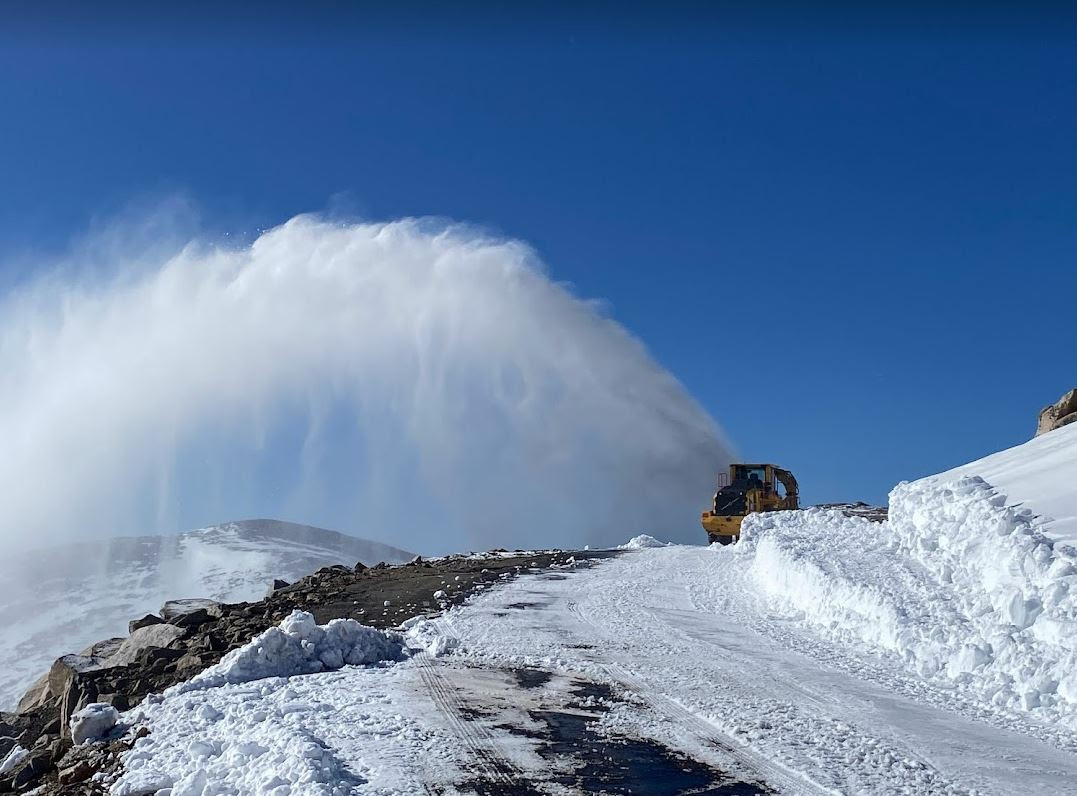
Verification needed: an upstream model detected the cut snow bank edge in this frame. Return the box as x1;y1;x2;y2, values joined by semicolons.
738;475;1077;723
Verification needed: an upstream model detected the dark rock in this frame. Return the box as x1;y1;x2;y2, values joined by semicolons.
149;646;186;663
96;693;129;711
79;638;125;659
160;599;221;621
128;614;164;634
107;624;186;665
168;608;212;629
353;561;368;572
372;562;389;570
48;737;68;763
267;578;291;597
11;747;50;788
58;758;95;785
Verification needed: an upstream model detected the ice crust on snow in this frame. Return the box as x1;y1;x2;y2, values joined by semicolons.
739;474;1077;723
618;534;670;549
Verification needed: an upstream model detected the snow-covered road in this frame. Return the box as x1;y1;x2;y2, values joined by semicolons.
434;545;1077;794
115;543;1077;795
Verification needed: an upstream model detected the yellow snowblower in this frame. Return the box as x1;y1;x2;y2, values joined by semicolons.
701;463;799;544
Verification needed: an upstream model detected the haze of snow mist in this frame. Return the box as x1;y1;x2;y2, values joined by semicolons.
0;215;732;553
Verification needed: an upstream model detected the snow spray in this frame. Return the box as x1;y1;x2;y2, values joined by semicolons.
0;213;732;553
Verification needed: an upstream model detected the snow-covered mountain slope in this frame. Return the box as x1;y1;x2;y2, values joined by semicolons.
935;421;1077;543
0;520;413;711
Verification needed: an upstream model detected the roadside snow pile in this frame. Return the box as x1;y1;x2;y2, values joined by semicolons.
739;475;1077;724
165;611;404;697
112;612;410;795
401;615;459;657
618;534;671;549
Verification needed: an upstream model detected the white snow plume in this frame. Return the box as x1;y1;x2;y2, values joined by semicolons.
0;214;731;554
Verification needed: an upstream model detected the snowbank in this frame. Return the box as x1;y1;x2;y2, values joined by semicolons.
162;611;404;697
618;534;671;550
934;420;1077;544
112;612;410;795
739;475;1077;723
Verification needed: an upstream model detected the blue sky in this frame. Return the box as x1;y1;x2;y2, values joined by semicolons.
1;4;1074;507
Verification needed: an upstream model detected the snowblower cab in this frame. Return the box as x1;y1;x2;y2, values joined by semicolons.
701;464;799;545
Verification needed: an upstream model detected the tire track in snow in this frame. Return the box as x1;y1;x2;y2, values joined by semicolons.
563;598;828;796
414;652;525;790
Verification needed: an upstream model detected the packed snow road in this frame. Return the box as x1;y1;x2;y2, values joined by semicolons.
114;541;1077;795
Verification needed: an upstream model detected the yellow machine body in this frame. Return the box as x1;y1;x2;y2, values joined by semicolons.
701;463;799;545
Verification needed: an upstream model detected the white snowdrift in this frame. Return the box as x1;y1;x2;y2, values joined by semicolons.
739;474;1077;723
618;534;671;549
113;612;411;795
936;420;1077;544
165;611;404;697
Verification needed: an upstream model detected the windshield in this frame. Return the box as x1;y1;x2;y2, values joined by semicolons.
733;466;767;482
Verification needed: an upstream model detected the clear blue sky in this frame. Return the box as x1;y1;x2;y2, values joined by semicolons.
1;3;1074;506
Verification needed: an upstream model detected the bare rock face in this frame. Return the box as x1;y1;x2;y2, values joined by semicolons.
1037;388;1077;437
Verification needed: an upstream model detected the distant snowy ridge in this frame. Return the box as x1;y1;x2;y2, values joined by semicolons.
0;519;414;711
739;469;1077;724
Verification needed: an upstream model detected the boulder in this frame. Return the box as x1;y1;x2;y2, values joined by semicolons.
17;655;104;726
160;598;222;621
1037;388;1077;436
129;614;164;633
105;623;186;667
169;608;213;629
267;578;291;597
10;747;50;789
79;638;125;659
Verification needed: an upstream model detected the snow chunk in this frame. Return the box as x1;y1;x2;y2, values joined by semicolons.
402;616;459;657
0;744;28;774
618;534;670;549
70;702;119;744
170;610;404;695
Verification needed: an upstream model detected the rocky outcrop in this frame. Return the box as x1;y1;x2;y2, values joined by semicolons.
1037;388;1077;437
